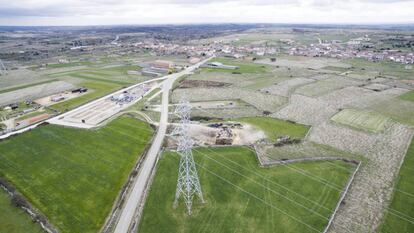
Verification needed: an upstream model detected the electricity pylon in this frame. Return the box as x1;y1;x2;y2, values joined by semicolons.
172;100;204;215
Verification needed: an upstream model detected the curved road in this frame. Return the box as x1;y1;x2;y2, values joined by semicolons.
113;56;213;233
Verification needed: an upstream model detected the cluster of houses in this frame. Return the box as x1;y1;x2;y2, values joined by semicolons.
132;35;413;66
133;40;278;59
288;37;414;65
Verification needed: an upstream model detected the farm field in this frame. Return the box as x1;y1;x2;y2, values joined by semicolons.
235;117;310;140
0;190;44;233
345;58;414;80
400;90;414;102
139;146;356;233
49;67;140;86
295;77;360;97
172;87;287;113
369;99;414;127
261;77;314;97
0;116;154;233
190;100;261;119
380;139;414;233
331;108;390;133
48;80;123;112
260;141;359;161
0;79;57;95
256;55;351;70
0;80;76;106
203;57;268;74
0;69;53;92
46;61;93;68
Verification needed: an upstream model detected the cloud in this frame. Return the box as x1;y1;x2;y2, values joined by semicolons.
0;0;413;25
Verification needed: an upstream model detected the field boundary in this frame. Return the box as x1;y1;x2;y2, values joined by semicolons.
252;144;361;233
0;179;58;233
323;161;361;233
101;123;156;233
130;147;164;233
253;144;360;166
376;131;414;231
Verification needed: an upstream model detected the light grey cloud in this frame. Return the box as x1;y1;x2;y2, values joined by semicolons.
0;0;413;25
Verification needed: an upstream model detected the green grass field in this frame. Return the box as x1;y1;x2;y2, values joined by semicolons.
0;190;44;233
48;64;145;85
49;80;123;112
235;117;310;140
0;116;154;233
204;58;268;74
139;147;356;233
380;139;414;233
331;109;389;133
345;58;414;80
400;91;414;102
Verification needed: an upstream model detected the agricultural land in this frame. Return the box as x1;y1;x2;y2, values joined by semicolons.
0;116;153;233
0;25;413;233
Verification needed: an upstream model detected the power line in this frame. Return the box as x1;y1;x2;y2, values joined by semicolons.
193;148;332;221
245;147;343;191
251;147;414;226
113;118;414;226
194;160;322;233
201;146;334;212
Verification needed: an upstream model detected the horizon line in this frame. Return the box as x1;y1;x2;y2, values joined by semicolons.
1;22;414;28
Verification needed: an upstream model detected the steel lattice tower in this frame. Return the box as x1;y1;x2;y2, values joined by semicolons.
173;100;204;215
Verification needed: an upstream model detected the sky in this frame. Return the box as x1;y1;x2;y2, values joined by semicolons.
0;0;413;26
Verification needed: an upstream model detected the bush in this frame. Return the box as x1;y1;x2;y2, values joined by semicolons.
11;194;30;208
0;177;15;193
190;116;223;122
263;111;272;116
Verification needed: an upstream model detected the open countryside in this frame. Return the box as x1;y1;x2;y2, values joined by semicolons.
0;5;414;233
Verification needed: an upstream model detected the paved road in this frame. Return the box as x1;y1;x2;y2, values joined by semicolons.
47;77;167;129
113;57;213;233
0;77;168;140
